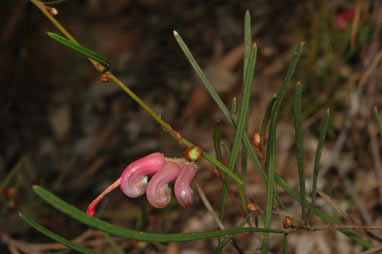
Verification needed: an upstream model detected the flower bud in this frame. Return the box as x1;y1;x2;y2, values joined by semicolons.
282;216;293;229
184;146;203;162
101;73;110;83
253;132;261;150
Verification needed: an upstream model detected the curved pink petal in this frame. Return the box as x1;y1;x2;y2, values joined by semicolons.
146;161;180;208
120;152;166;198
174;163;196;207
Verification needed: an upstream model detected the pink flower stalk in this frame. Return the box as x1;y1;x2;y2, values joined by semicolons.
86;152;197;216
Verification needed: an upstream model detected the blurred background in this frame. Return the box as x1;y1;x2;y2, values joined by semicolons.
1;0;382;253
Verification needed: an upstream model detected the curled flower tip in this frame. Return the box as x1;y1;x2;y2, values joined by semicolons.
87;178;121;216
175;163;196;207
120;152;167;198
146;162;181;208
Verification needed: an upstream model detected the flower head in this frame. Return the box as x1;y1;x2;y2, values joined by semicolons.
87;152;198;216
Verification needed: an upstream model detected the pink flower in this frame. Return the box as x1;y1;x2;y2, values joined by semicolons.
87;153;197;216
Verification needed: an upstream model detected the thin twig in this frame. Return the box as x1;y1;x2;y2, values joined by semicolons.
193;179;245;254
193;179;225;230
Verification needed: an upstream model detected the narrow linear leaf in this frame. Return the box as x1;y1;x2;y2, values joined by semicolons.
243;10;251;80
241;10;252;186
283;234;289;254
174;31;233;126
48;32;111;72
262;42;305;254
309;109;330;224
19;213;100;254
294;82;306;222
373;106;382;138
260;95;277;150
43;0;68;5
32;185;285;242
220;43;257;221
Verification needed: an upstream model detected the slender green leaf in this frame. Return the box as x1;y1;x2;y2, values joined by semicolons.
260;95;277;150
19;213;100;254
308;109;330;224
174;31;234;126
48;32;111;72
43;0;68;5
241;10;252;186
220;44;257;221
243;10;251;80
32;185;285;242
294;82;306;221
283;234;289;254
262;42;304;254
374;106;382;138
